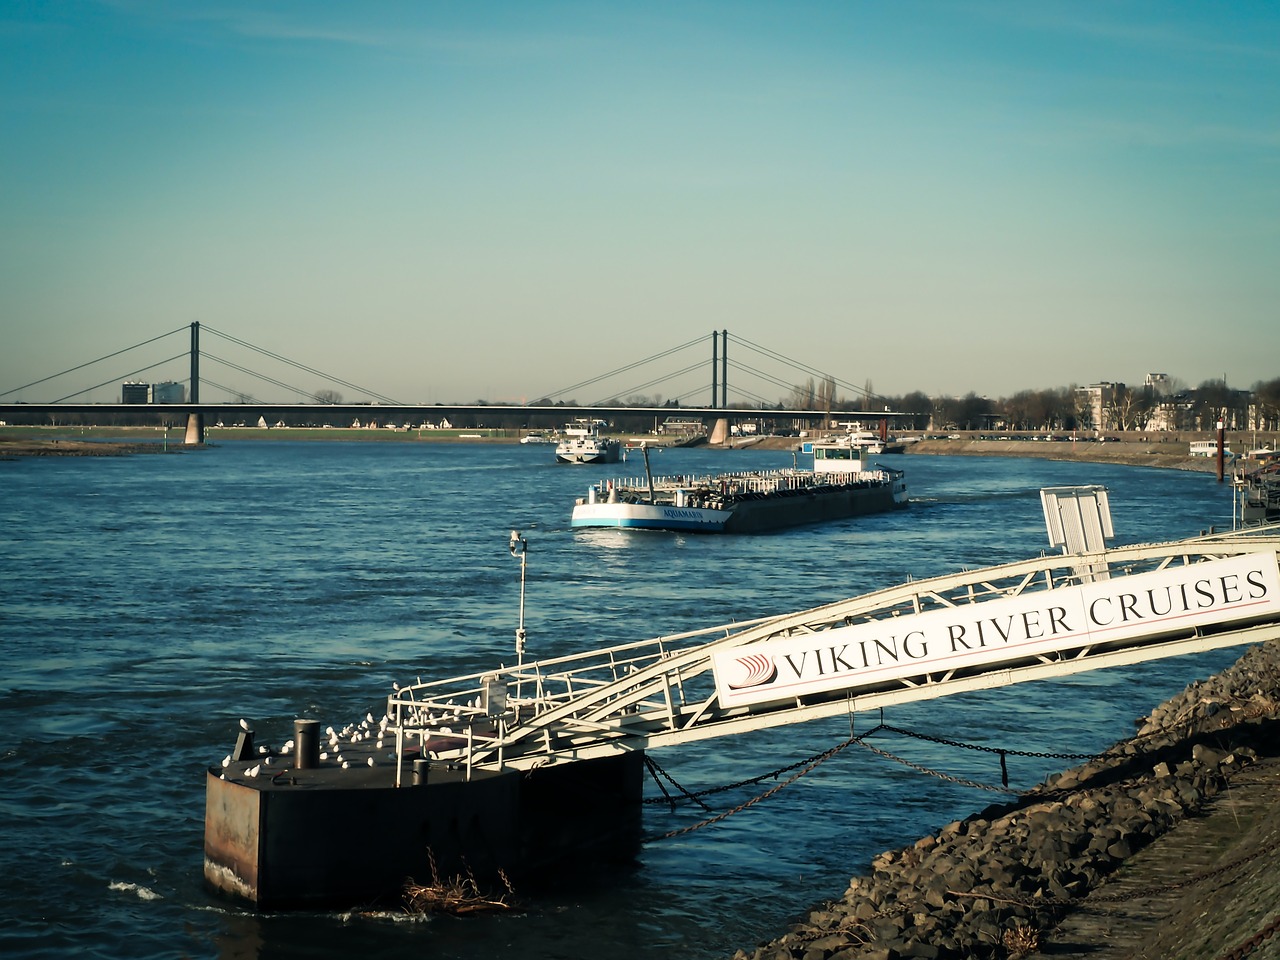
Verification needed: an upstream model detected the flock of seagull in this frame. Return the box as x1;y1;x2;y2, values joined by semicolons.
216;680;487;783
219;711;393;780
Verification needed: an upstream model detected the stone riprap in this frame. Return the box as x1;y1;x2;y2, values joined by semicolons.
733;640;1280;960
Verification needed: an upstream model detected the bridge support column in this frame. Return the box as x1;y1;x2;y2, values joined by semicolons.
710;418;730;445
184;412;205;446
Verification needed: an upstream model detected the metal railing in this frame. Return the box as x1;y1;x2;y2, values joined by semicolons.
388;523;1280;786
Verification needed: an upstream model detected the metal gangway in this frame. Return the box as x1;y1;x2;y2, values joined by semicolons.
386;492;1280;787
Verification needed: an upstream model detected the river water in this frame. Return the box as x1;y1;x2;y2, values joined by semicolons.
0;440;1245;959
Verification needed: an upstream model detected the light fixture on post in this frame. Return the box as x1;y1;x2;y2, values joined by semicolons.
508;530;528;668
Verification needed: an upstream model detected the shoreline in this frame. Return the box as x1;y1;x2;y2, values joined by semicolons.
1;428;1267;476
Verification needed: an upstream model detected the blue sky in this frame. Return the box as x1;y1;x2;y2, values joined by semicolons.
2;1;1277;406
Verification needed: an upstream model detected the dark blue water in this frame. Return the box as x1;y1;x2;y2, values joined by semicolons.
0;441;1242;959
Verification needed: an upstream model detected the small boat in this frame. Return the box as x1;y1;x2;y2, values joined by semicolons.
556;420;622;464
1234;454;1280;526
519;432;552;444
822;420;907;455
571;439;906;534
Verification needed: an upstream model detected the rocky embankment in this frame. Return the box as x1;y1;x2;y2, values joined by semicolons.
733;641;1280;960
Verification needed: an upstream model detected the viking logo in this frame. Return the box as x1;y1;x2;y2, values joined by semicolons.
726;653;777;690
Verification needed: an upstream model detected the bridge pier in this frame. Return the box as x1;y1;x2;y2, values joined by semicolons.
183;412;204;446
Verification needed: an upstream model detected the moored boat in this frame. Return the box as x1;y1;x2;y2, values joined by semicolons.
556;419;622;464
571;440;906;533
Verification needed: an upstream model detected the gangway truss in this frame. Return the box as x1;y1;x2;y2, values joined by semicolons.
387;520;1280;787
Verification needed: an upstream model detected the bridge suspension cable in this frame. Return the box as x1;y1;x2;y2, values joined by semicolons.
201;325;402;404
538;334;713;403
51;352;189;404
202;351;331;402
1;325;189;400
587;358;712;406
200;378;264;405
732;334;893;406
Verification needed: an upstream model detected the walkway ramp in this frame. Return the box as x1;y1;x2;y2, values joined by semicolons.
388;520;1280;785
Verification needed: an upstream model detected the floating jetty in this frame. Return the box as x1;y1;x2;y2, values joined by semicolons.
205;722;642;909
205;489;1280;910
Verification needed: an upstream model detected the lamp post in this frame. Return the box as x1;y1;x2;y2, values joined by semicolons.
508;530;528;667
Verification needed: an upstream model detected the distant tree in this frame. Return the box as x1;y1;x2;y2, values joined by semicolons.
1191;379;1234;430
1001;390;1035;431
1105;385;1154;431
1253;378;1280;430
896;391;933;431
314;388;343;404
789;378;817;409
957;393;995;431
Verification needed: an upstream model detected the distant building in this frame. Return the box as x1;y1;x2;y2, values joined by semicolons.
122;381;150;404
660;416;706;436
153;381;185;403
1074;382;1124;432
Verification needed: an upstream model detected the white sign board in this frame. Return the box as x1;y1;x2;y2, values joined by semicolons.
712;551;1280;708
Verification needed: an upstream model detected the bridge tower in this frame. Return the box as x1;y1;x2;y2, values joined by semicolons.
183;321;205;445
711;331;718;407
720;328;727;407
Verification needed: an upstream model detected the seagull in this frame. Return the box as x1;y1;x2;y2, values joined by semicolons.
246;764;261;778
341;761;350;769
366;757;375;767
221;755;231;768
239;718;250;731
320;751;328;760
366;712;375;725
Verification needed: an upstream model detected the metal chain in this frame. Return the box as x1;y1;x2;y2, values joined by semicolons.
643;729;886;806
1217;910;1280;960
852;739;1020;794
876;723;1102;762
643;721;1070;812
646;736;860;841
643;755;711;811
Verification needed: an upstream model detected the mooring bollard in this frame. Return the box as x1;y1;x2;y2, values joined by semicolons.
412;759;430;785
294;718;320;769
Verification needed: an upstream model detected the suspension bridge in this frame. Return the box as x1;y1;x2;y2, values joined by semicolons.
1;323;900;437
206;488;1280;908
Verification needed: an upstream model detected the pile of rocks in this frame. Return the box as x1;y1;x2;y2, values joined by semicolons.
734;640;1280;960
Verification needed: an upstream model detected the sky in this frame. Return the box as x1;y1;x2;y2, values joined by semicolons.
2;1;1278;407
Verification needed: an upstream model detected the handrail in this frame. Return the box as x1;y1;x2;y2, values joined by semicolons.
388;526;1280;783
